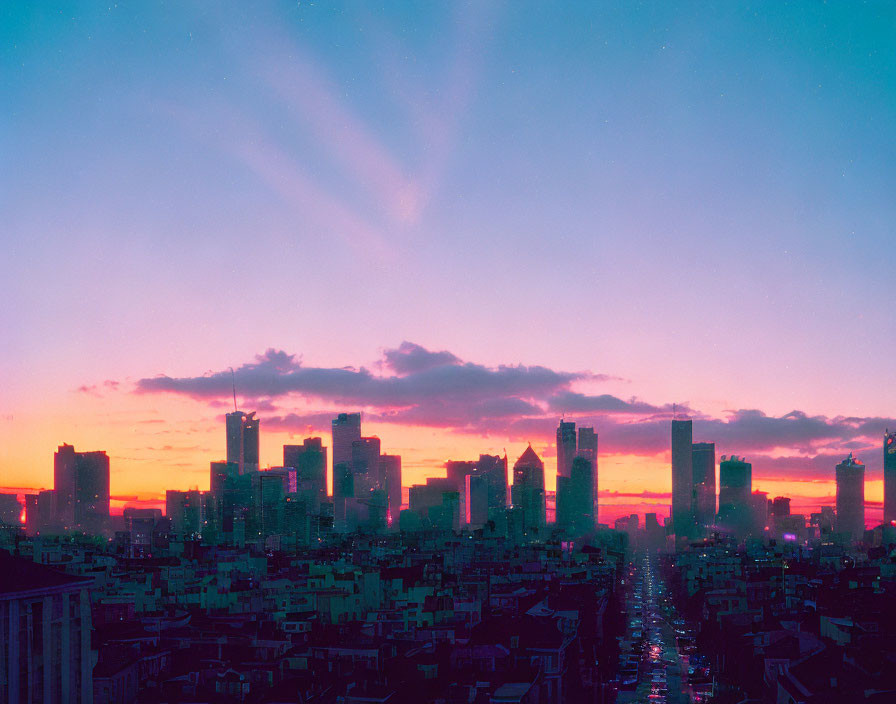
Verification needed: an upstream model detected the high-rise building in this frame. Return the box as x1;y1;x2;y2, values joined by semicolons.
671;419;694;537
771;496;791;517
166;489;203;536
556;456;594;536
226;411;259;474
836;453;865;540
466;474;489;529
511;445;546;533
53;444;110;534
556;421;577;479
474;454;508;518
331;413;362;527
283;438;328;504
718;455;752;535
380;454;402;527
351;437;381;493
885;430;896;525
0;494;21;526
691;442;716;531
577;427;599;522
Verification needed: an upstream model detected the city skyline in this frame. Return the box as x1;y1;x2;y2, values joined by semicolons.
3;3;895;523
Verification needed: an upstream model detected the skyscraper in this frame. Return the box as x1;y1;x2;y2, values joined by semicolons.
283;438;328;504
511;445;546;532
577;427;598;522
671;419;694;537
351;437;382;494
466;473;489;529
718;455;752;535
380;454;402;527
836;453;865;540
331;413;361;527
885;429;896;525
53;444;110;534
226;411;260;474
556;420;577;479
474;453;508;518
691;442;716;531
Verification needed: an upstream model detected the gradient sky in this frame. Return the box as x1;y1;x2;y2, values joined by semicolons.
2;2;894;525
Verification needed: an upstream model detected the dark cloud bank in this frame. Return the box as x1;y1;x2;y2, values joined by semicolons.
135;342;894;477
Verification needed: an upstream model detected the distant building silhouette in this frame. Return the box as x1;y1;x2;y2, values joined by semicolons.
511;445;546;533
670;419;694;537
576;427;599;521
226;411;259;474
836;453;865;540
379;454;402;527
53;443;110;534
691;442;716;531
283;438;328;506
331;413;361;527
885;429;896;525
556;420;577;479
718;455;752;535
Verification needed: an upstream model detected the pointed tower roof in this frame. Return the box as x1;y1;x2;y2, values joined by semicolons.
515;444;544;469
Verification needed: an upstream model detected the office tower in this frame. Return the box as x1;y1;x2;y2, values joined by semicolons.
332;413;362;469
351;437;381;493
836;453;865;540
0;494;21;525
885;430;896;525
226;411;259;474
380;454;402;527
511;445;546;532
332;413;362;526
691;442;716;530
556;420;577;479
557;456;594;536
751;491;769;533
166;489;203;536
255;469;290;539
408;478;461;530
577;427;599;521
718;455;752;534
283;438;328;504
53;444;110;534
670;419;694;537
771;496;791;517
475;454;508;518
466;474;489;528
446;460;475;525
0;551;94;704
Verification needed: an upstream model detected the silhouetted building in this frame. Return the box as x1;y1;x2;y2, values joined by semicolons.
556;420;577;479
166;489;203;536
671;419;694;537
283;438;328;505
771;496;791;517
691;442;715;531
0;494;21;526
465;473;489;529
885;429;896;525
577;426;599;521
332;413;362;527
379;454;402;527
0;550;94;703
53;444;110;534
556;456;594;536
408;478;461;530
226;411;259;474
511;445;546;533
836;453;865;540
474;454;508;518
718;455;752;535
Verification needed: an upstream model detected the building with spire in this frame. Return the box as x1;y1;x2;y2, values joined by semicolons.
511;445;546;533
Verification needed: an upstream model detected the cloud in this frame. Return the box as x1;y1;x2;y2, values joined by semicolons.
130;343;894;464
382;341;461;375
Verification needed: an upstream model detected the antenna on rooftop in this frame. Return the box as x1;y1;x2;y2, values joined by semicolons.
229;367;238;412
